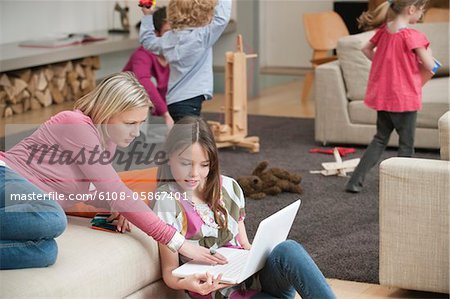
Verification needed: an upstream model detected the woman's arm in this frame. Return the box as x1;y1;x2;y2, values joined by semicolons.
361;42;376;61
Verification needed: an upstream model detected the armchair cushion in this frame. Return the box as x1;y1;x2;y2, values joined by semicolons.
439;111;450;160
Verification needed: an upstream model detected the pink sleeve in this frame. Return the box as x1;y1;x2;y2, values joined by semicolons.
54;119;175;244
129;50;168;116
404;29;430;51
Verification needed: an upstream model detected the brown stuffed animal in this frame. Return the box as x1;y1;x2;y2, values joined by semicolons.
237;161;303;199
236;175;267;200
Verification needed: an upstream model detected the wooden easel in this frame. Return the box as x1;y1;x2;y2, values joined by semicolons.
208;35;259;153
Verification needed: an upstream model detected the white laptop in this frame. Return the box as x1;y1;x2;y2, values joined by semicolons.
172;200;301;284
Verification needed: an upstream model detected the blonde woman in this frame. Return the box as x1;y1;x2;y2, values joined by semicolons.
139;0;231;122
0;72;226;270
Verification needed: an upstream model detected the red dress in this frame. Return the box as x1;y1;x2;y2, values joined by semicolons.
364;24;429;112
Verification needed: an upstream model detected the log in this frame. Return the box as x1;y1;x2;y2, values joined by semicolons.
65;61;74;72
91;56;100;69
0;74;12;87
4;106;13;118
12;69;32;82
3;86;15;103
28;74;38;96
53;77;66;91
0;90;6;103
30;97;42;110
13;78;28;96
37;71;48;91
23;97;31;112
35;89;52;107
11;103;24;114
16;89;30;102
49;84;64;104
83;66;94;82
81;79;91;91
75;63;86;78
44;67;54;81
53;63;68;78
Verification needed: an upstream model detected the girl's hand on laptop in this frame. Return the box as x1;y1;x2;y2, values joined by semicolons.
179;242;228;265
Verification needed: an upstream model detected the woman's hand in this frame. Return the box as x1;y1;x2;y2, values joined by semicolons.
183;273;233;295
178;241;227;265
107;212;131;233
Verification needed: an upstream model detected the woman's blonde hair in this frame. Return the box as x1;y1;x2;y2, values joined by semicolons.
74;72;152;125
358;0;429;31
167;0;217;30
157;116;228;229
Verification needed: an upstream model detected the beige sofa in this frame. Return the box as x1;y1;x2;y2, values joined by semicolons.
315;22;449;149
378;111;449;294
0;216;186;298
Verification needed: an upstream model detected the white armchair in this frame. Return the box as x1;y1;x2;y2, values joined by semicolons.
379;111;450;294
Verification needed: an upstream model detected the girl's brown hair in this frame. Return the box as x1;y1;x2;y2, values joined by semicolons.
358;0;429;31
167;0;217;30
157;116;228;228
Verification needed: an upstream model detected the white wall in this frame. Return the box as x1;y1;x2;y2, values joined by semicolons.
259;0;333;68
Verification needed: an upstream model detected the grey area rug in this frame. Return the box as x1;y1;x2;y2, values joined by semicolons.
202;113;440;284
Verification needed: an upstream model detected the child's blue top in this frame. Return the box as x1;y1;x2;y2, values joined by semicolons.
140;0;232;106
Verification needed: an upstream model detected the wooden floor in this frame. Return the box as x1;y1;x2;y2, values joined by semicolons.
1;78;448;298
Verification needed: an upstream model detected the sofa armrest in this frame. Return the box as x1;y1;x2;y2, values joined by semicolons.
314;61;351;144
379;157;449;293
439;111;450;161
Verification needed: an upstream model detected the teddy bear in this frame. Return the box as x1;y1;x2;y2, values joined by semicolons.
236;161;303;199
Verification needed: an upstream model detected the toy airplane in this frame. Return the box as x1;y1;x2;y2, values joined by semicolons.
310;148;360;177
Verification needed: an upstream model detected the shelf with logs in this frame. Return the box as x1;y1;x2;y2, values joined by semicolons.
0;56;99;118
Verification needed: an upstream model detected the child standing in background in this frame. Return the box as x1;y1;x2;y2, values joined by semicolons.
140;0;231;123
153;117;336;299
123;7;174;128
345;0;435;193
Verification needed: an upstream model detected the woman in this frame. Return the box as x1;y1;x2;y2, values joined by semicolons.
0;72;226;269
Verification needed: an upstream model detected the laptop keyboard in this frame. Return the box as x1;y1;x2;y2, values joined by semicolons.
209;249;249;279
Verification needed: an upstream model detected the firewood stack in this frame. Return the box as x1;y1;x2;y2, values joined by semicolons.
0;56;100;118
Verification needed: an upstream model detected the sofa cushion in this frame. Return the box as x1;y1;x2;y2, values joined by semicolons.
337;23;449;102
0;216;165;298
348;77;450;128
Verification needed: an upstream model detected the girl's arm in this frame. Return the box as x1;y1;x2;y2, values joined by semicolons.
238;220;252;250
159;244;231;295
361;42;376;61
204;0;232;48
415;47;435;71
139;7;163;54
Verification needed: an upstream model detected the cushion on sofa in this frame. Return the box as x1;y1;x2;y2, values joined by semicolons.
337;31;373;102
337;23;449;102
348;77;450;128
